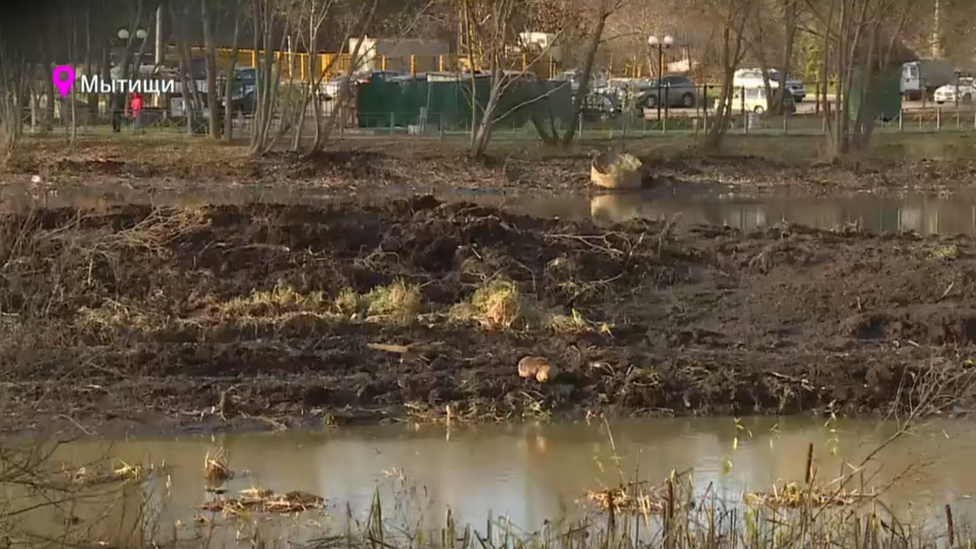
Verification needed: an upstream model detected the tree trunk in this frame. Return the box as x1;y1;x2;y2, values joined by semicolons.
704;27;735;151
704;2;747;152
70;18;78;143
224;2;241;142
84;6;97;124
560;0;608;148
313;0;379;151
250;0;262;149
472;67;502;157
292;39;311;152
202;0;220;139
171;2;194;135
43;59;54;133
778;0;798;114
101;40;112;120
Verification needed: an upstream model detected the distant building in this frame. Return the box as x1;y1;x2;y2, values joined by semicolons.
518;32;562;62
348;36;450;73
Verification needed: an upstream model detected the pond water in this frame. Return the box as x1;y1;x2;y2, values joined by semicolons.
19;417;976;545
4;181;976;236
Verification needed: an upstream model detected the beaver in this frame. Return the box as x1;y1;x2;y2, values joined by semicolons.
518;356;554;383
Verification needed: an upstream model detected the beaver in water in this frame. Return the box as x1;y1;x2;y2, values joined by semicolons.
518;356;554;383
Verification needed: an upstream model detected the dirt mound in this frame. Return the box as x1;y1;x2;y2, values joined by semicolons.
2;199;975;434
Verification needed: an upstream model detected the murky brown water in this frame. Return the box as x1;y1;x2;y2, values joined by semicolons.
17;417;976;545
4;182;976;236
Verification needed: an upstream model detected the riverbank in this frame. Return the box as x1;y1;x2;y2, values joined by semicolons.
2;198;975;435
3;133;976;194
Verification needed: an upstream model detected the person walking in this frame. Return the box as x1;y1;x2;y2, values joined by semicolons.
110;92;123;132
129;92;144;135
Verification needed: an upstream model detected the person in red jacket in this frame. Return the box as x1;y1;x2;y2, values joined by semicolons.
129;92;144;135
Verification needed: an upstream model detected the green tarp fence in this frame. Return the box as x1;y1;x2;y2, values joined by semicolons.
356;77;574;131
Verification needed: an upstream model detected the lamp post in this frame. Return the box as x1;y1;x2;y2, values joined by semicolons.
113;26;149;129
116;27;148;78
648;34;674;121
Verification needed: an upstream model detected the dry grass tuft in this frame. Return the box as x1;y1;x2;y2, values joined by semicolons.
365;279;421;321
582;483;665;515
545;309;594;334
469;279;525;329
334;287;365;315
220;283;327;317
932;244;960;261
200;487;324;518
204;447;232;484
61;460;151;487
745;482;860;508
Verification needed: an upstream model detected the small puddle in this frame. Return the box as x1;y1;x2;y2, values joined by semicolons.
17;417;976;544
4;182;976;236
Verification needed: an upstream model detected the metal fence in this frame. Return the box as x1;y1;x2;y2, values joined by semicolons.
20;81;976;140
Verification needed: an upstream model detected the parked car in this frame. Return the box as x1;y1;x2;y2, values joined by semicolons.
716;86;796;114
733;68;806;102
581;92;620;120
551;69;609;95
637;75;698;109
934;78;975;104
607;78;655;109
224;83;256;114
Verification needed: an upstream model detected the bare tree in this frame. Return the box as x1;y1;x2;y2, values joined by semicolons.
0;44;25;164
281;0;378;153
807;0;917;156
202;0;221;139
458;0;571;156
224;0;243;141
250;0;279;154
703;0;752;151
557;0;623;148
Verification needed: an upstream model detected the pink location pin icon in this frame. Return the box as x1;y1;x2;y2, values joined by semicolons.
52;65;76;98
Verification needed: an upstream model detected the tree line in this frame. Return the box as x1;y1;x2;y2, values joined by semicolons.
0;0;972;161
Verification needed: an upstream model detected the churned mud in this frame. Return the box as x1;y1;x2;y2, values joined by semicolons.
2;198;976;435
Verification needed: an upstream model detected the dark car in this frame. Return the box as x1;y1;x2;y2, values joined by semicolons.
581;92;620;120
224;83;256;114
638;75;699;109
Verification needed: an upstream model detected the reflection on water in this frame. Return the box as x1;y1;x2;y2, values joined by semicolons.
3;182;976;236
587;186;976;235
21;417;976;543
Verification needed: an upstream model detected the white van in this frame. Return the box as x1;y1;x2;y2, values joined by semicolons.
733;68;806;102
715;87;795;114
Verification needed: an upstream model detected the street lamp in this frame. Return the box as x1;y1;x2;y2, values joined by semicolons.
117;27;148;43
648;34;674;121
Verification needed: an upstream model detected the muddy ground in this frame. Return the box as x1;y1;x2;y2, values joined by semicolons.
2;198;976;436
4;136;976;195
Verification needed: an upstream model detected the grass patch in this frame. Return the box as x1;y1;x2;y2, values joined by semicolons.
220;283;327;316
545;309;593;334
453;279;609;333
932;244;960;261
365;279;422;321
334;287;366;315
466;278;540;330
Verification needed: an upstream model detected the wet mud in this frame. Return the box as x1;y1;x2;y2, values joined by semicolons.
2;198;975;435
